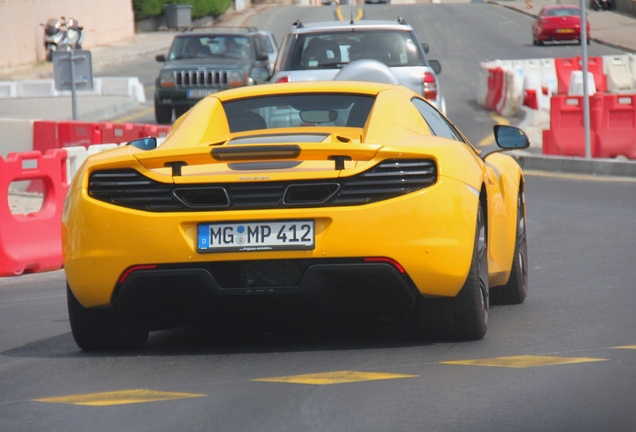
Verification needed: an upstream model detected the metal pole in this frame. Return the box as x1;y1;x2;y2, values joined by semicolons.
70;50;78;120
580;0;591;159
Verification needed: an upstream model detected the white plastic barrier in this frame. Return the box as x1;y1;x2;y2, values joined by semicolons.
627;55;636;89
98;77;147;103
0;77;145;101
604;56;636;93
568;71;596;96
476;61;497;107
498;66;524;117
65;144;121;183
539;58;558;95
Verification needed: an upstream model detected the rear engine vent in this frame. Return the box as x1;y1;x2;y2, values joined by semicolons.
88;159;436;212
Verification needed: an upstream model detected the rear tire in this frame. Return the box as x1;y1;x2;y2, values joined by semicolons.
67;284;148;351
491;191;528;305
413;202;489;341
154;97;172;125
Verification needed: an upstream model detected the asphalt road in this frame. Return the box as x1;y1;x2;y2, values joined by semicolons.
2;4;636;432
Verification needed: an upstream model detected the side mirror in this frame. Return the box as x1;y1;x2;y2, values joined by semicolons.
421;43;430;54
428;60;442;75
155;54;166;62
255;50;269;61
481;125;530;159
127;137;157;150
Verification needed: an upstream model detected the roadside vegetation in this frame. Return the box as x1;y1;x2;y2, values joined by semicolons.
132;0;232;21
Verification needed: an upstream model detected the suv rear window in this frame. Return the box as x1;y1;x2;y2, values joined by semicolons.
223;94;375;132
288;30;426;70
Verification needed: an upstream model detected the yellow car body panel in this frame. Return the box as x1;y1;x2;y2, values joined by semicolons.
63;81;528;340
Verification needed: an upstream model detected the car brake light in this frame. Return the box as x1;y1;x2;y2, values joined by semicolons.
276;75;291;83
364;257;406;274
119;265;157;283
423;71;438;101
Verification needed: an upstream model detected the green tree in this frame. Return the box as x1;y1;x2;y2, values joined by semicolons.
132;0;232;21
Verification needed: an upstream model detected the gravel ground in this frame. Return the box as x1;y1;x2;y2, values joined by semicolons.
8;191;44;215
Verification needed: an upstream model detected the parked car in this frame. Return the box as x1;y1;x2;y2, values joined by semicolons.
270;18;446;114
63;80;529;351
532;5;591;46
154;27;272;125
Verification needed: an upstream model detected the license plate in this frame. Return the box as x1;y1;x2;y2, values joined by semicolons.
187;89;216;99
197;220;315;253
557;28;574;33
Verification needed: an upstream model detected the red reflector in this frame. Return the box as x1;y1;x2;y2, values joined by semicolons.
119;265;157;283
363;257;406;274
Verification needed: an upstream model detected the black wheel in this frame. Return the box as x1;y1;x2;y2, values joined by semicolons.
491;191;528;305
67;284;148;351
413;202;489;341
46;44;56;61
154;96;172;124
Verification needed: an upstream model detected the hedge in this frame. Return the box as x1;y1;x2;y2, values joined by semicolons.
133;0;232;21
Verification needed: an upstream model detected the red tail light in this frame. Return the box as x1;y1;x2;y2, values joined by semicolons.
423;71;438;101
276;75;291;83
363;257;406;274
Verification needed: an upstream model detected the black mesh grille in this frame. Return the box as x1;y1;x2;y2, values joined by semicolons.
88;159;437;212
174;70;231;88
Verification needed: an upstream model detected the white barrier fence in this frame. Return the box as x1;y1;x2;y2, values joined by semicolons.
477;53;636;117
0;77;146;103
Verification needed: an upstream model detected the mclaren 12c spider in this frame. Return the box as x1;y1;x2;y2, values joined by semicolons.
63;81;530;350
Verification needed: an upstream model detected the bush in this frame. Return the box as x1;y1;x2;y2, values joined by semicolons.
132;0;232;21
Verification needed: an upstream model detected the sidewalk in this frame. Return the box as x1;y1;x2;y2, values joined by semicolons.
1;1;636;177
491;0;636;54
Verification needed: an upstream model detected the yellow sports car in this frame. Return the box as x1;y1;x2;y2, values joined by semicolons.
63;81;529;350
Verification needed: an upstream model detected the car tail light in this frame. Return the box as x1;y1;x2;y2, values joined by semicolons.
119;265;158;283
276;75;291;83
423;71;438;101
364;257;406;274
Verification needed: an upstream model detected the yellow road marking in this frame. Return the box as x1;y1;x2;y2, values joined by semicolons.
614;345;636;349
441;355;608;369
477;113;509;148
111;106;154;123
252;370;417;385
336;6;364;22
33;389;205;406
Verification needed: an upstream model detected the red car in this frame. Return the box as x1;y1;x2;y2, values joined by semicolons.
532;5;591;46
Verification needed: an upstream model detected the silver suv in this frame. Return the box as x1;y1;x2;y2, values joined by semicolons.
270;18;446;114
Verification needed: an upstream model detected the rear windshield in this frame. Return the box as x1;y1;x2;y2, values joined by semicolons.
288;30;426;70
223;94;375;132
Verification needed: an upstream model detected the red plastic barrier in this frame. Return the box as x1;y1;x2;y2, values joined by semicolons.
57;121;102;148
577;56;607;94
555;57;580;95
596;94;636;159
32;120;59;154
555;56;608;95
484;67;504;111
523;89;538;110
542;94;604;157
100;122;143;144
141;124;171;138
0;150;68;276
